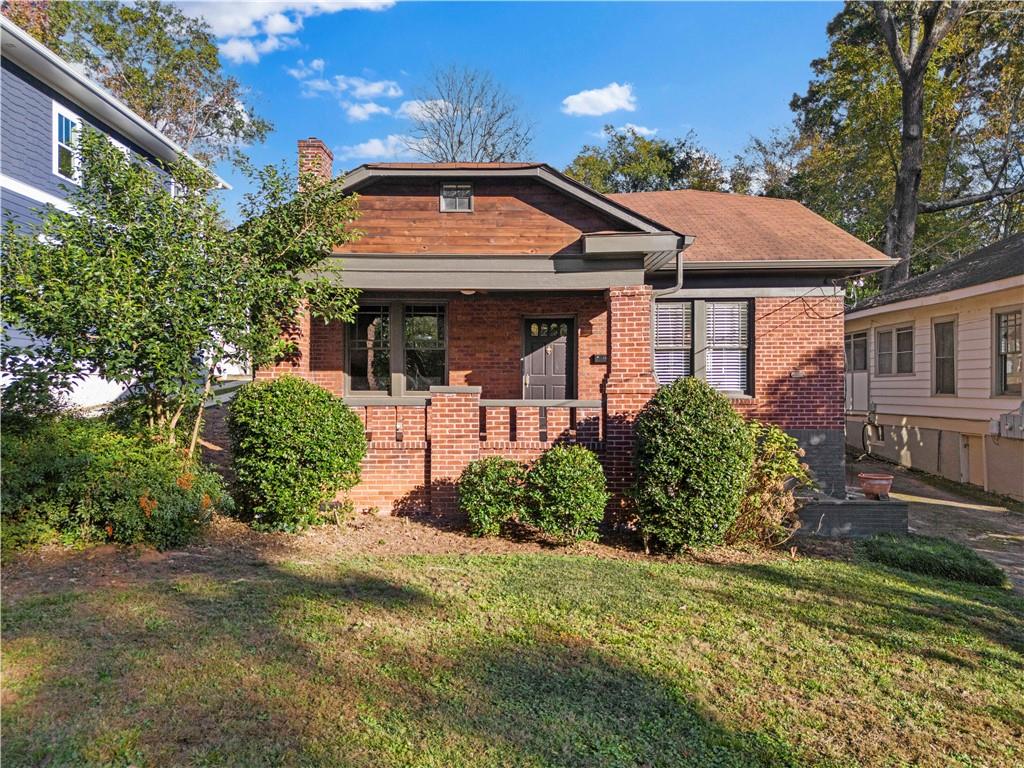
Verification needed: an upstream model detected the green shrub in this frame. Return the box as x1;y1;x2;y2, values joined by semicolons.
458;457;526;536
228;376;366;532
860;533;1009;587
632;378;754;551
727;421;815;547
1;416;225;552
524;445;609;543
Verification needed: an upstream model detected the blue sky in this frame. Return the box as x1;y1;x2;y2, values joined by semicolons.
179;1;841;212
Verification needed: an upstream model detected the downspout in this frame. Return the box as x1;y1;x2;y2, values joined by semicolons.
653;235;695;297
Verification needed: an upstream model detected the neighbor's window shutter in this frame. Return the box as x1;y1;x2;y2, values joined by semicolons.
706;301;750;393
654;301;692;384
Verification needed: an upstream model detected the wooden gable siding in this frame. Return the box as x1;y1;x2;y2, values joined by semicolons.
334;177;638;255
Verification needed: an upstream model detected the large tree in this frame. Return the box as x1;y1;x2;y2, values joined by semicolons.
2;131;359;453
565;125;729;194
405;65;533;162
2;0;271;167
792;1;1023;285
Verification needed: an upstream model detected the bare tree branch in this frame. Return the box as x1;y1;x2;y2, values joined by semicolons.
405;65;533;162
919;182;1024;212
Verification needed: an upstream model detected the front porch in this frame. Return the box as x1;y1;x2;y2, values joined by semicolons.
257;286;658;515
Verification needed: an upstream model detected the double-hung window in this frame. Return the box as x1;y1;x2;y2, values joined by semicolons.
653;299;752;395
53;103;80;183
996;309;1022;396
932;320;956;395
705;301;750;393
844;331;867;371
877;325;913;375
347;303;448;396
654;301;693;384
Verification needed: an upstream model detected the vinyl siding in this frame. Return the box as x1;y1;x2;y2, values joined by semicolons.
846;286;1024;426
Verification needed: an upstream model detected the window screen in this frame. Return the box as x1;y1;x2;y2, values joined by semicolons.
653;301;693;384
706;301;750;393
933;321;955;394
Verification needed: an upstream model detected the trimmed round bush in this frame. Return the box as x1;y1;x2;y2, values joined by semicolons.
632;378;754;550
228;376;366;532
458;457;526;537
524;445;609;543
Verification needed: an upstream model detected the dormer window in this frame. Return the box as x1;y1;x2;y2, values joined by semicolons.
440;183;472;212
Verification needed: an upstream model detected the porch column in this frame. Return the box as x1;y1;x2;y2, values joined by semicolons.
254;303;312;381
603;285;658;511
427;385;482;515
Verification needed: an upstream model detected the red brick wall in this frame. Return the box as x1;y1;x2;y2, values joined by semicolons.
729;295;844;430
448;292;608;399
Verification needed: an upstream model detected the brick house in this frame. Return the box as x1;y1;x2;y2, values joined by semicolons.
250;137;894;515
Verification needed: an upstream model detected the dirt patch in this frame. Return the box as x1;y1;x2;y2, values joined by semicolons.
1;512;811;604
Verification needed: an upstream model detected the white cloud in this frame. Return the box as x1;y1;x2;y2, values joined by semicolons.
561;82;636;117
336;75;402;99
621;123;657;136
345;101;391;121
286;58;325;79
396;98;449;121
179;1;395;64
336;134;416;160
219;38;259;64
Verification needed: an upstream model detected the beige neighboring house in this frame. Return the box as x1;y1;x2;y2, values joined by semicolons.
845;233;1024;500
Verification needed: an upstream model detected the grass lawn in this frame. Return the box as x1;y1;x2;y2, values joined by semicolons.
3;548;1023;767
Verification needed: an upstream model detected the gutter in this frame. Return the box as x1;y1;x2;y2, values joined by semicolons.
653;235;696;297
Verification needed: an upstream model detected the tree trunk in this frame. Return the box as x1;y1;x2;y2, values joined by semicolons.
882;76;926;288
186;367;215;461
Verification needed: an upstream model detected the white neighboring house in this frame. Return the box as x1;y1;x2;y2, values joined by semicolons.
845;234;1024;500
1;16;230;409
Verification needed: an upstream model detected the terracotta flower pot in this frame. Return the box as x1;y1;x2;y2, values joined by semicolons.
857;472;894;500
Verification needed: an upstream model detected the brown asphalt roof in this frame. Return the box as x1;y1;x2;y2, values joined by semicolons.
362;162;544;169
608;189;890;263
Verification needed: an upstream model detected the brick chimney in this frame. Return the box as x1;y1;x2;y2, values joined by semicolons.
297;137;333;186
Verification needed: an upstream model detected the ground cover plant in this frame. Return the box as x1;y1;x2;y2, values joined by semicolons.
860;533;1010;588
1;415;227;554
228;376;366;532
2;546;1021;767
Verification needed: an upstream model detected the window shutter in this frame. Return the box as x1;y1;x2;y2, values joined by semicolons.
706;301;749;392
654;302;692;383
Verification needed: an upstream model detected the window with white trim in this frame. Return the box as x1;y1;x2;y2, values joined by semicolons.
440;183;472;212
706;301;750;393
876;325;913;375
654;300;692;383
53;104;80;183
932;320;956;395
653;299;752;395
996;310;1022;395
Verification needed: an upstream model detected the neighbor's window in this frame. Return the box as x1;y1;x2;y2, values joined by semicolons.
348;305;391;393
654;301;693;384
877;325;913;375
996;310;1022;395
845;331;867;371
933;320;956;395
404;304;446;391
440;183;472;212
53;105;80;183
706;301;751;394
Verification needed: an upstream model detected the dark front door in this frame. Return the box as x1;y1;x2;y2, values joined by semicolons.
523;319;573;399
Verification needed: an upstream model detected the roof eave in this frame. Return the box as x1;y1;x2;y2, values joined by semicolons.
1;16;229;190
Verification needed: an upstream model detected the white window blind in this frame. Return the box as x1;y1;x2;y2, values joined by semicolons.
706;301;750;393
654;301;692;384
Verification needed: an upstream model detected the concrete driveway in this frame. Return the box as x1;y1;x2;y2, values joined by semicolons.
847;456;1024;591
